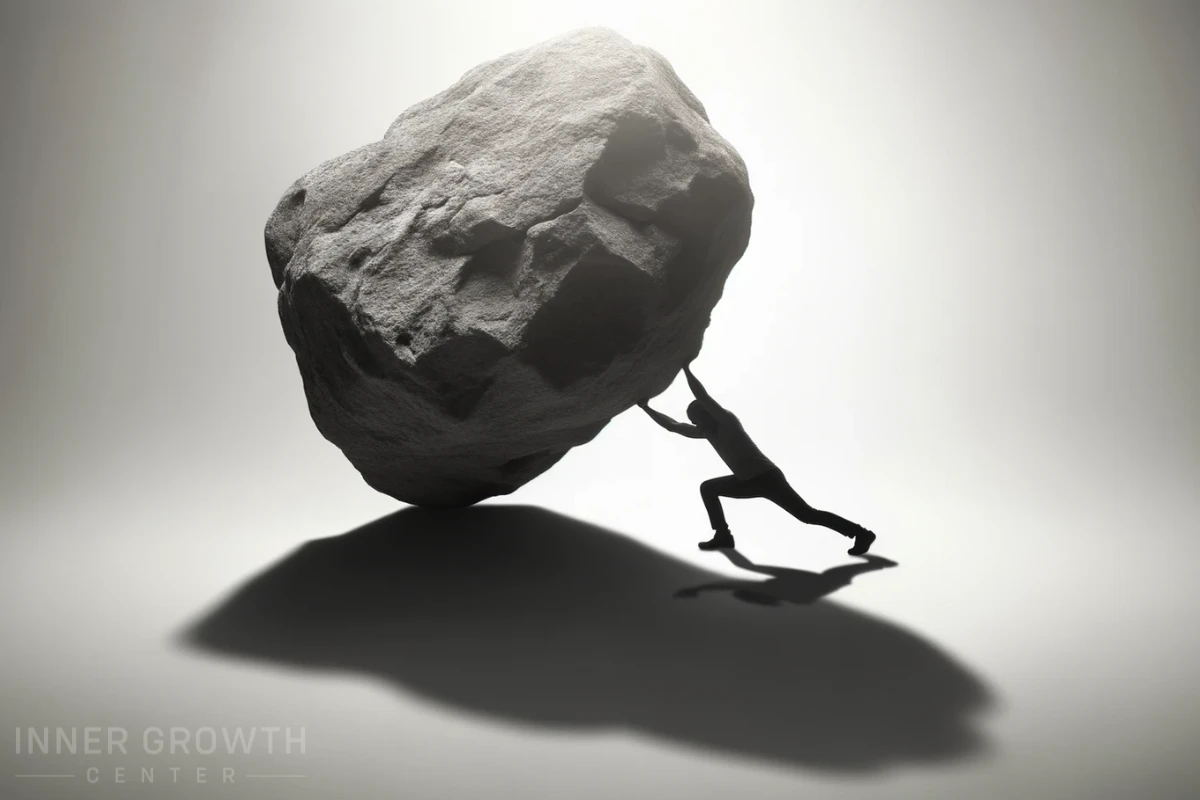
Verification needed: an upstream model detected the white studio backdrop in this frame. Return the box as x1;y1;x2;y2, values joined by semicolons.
1;2;1197;799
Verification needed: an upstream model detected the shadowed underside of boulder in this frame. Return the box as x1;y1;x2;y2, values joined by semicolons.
266;27;753;507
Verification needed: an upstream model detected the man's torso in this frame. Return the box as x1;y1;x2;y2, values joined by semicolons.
708;411;776;479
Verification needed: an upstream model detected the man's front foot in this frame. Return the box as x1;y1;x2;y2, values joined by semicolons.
848;528;876;556
699;528;735;551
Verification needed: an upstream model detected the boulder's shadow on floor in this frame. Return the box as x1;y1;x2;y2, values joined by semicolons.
180;506;993;773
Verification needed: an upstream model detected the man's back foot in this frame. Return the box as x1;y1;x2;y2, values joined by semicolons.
699;528;735;551
848;528;876;556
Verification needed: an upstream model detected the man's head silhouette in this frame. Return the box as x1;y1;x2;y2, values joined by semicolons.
686;401;716;433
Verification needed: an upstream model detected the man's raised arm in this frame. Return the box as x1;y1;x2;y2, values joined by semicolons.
683;363;726;416
637;400;705;439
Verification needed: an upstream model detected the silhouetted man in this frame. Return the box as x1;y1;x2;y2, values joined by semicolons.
639;363;876;554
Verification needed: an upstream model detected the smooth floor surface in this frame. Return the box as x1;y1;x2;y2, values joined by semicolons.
2;433;1197;799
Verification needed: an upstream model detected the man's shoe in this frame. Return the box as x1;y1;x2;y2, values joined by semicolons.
699;529;735;550
848;528;876;556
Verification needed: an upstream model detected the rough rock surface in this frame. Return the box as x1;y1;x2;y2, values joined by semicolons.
266;27;753;507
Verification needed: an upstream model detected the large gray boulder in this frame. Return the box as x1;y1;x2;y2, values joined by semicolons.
266;27;753;507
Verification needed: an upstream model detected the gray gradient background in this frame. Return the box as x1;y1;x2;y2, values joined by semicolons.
1;1;1198;798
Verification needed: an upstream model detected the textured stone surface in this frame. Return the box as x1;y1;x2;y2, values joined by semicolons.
266;27;753;507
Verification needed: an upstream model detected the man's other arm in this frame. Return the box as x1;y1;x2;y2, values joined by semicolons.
637;400;706;438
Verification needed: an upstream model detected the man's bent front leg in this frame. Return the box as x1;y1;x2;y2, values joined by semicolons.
699;475;740;530
698;476;741;550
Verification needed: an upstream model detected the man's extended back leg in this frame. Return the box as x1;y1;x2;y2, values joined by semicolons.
769;477;876;554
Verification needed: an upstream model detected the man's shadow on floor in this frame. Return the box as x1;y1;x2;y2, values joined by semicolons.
676;549;898;605
179;506;993;774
